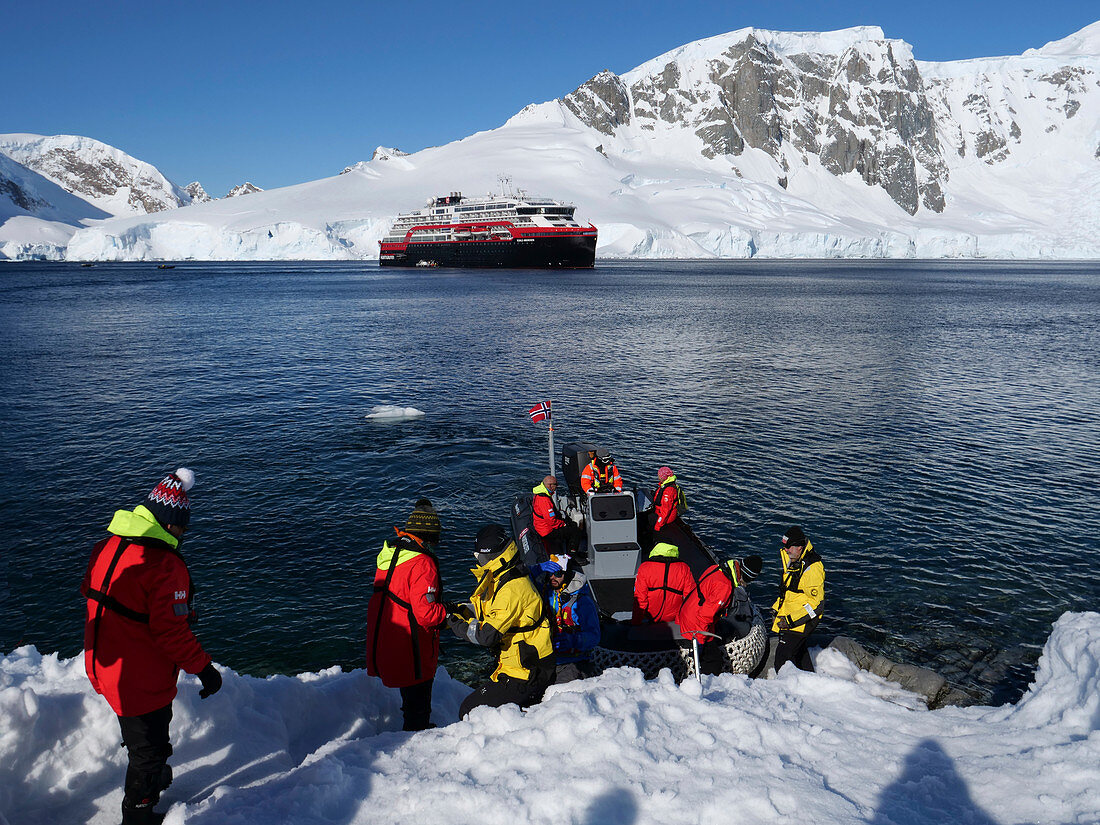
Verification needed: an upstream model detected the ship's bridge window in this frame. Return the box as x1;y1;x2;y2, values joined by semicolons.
518;206;573;216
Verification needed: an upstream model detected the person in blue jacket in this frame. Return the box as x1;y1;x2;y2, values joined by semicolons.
534;554;601;683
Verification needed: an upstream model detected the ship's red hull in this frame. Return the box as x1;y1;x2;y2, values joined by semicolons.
379;226;597;268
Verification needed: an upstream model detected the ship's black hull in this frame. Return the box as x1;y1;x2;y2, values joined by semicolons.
380;233;596;268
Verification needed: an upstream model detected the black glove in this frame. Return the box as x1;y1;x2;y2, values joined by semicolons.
197;662;222;698
448;613;470;639
442;600;459;614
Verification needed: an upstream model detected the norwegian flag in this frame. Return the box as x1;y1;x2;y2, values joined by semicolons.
528;400;552;424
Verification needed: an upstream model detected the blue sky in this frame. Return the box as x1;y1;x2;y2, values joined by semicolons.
4;0;1096;197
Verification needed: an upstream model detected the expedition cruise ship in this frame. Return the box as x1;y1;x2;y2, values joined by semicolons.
378;191;597;268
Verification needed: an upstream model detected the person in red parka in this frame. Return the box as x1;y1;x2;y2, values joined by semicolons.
651;466;686;538
631;542;695;625
82;468;221;825
365;499;446;731
531;475;583;558
678;561;735;676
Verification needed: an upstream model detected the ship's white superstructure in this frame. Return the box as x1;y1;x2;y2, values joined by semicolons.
379;189;597;268
382;193;585;244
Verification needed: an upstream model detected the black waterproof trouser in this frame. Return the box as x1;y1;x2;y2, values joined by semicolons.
118;703;173;824
642;511;679;547
459;668;553;718
399;679;434;731
696;640;727;676
554;660;597;684
774;617;821;673
543;524;584;559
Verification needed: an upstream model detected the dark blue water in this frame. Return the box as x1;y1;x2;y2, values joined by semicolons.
2;260;1097;704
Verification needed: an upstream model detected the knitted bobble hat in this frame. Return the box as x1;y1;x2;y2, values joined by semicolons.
144;467;195;528
404;499;441;544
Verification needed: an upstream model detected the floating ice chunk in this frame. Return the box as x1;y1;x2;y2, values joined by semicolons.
365;405;425;421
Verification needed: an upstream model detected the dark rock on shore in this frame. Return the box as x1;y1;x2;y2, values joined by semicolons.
825;636;973;709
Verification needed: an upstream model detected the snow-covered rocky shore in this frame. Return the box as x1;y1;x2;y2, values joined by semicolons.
2;612;1097;824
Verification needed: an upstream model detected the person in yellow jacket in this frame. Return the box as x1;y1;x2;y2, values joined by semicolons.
448;524;555;718
771;526;824;672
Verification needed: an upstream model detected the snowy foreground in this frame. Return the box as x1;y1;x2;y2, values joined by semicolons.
2;613;1098;825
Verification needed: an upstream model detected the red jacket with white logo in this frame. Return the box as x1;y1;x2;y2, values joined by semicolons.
365;531;447;688
531;482;566;537
82;507;211;717
678;564;734;643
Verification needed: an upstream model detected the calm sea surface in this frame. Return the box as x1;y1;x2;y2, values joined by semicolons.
2;260;1098;704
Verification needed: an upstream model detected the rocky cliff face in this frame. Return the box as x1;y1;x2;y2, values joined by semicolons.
0;134;187;215
558;27;1096;216
562;71;633;136
225;182;263;198
921;62;1098;164
0;172;49;215
185;181;213;203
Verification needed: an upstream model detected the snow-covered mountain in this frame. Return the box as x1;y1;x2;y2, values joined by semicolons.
225;182;263;198
0;152;114;260
185;181;213;204
5;22;1100;261
0;133;191;215
0;133;207;259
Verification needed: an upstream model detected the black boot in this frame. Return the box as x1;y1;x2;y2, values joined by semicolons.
399;679;434;731
157;764;173;793
121;797;165;825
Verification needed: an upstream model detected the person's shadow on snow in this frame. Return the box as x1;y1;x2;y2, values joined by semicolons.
582;787;637;825
871;739;999;825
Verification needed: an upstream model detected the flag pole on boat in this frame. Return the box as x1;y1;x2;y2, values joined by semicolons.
547;403;555;478
527;400;555;477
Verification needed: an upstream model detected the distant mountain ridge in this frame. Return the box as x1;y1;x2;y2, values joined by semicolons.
0;134;274;258
225;182;263;198
556;25;1097;216
2;22;1099;261
0;133;191;215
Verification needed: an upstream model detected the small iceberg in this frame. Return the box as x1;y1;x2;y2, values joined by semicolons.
365;405;425;421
